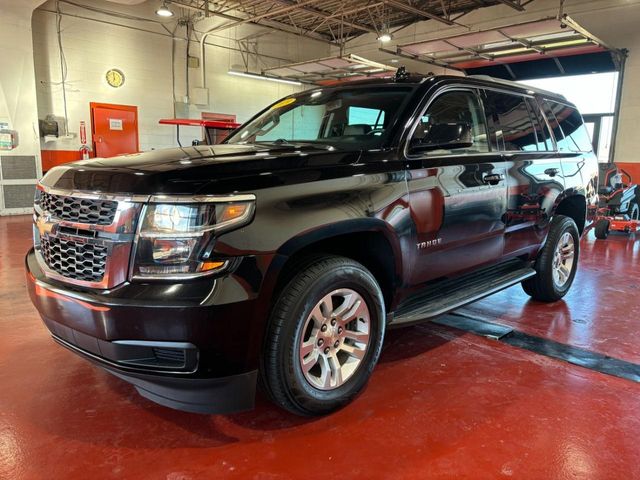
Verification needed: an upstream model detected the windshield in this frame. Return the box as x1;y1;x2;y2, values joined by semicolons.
226;86;414;149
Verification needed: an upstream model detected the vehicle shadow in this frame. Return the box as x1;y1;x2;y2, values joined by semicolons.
222;322;466;432
126;321;465;436
18;321;466;449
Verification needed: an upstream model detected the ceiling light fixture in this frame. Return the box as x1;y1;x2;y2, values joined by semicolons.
156;1;174;17
227;70;302;86
378;32;392;42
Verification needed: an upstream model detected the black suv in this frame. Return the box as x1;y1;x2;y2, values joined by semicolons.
26;74;597;416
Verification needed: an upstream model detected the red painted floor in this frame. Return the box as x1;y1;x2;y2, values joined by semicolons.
1;215;639;479
459;230;640;364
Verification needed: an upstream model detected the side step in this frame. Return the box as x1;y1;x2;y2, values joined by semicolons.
392;260;536;325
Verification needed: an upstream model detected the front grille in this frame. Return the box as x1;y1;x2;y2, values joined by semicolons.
40;191;118;225
40;236;108;282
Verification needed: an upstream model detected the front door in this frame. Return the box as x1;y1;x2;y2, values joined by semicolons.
90;103;139;158
405;88;507;285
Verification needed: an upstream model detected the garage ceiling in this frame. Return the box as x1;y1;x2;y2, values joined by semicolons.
383;15;627;80
170;0;532;44
262;53;397;84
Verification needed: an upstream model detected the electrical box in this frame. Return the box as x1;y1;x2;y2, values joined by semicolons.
0;123;18;151
191;88;209;107
174;101;190;118
187;56;200;69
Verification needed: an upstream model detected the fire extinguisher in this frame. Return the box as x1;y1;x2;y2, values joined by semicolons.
79;144;90;160
79;120;90;160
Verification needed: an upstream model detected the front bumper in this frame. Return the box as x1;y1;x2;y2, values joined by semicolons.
25;248;265;414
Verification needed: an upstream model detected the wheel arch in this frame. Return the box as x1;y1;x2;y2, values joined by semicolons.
269;219;403;313
554;193;587;235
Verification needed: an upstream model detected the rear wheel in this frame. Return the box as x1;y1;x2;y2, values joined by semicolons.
522;215;579;302
261;255;385;416
594;219;610;239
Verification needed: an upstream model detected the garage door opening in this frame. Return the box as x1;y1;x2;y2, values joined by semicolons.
519;72;619;163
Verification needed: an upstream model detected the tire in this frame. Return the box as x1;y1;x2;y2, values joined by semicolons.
594;219;610;239
261;255;385;416
522;215;580;302
628;203;639;221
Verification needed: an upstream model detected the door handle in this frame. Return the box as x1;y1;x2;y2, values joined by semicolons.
483;173;504;185
544;167;560;177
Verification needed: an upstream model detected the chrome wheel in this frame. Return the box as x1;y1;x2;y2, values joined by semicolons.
299;288;370;390
552;232;575;287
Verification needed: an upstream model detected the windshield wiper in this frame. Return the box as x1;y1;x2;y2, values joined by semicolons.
255;140;336;150
255;139;294;146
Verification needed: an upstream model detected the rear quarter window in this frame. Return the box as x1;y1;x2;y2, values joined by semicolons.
544;101;593;153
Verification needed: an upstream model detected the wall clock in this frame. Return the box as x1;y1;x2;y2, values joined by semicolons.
106;69;125;88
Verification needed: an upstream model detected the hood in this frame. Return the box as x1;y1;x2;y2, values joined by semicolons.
40;144;363;196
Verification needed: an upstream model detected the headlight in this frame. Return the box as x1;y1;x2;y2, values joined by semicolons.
132;195;255;280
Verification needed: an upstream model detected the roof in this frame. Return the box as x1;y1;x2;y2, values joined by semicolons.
292;73;568;102
466;75;567;100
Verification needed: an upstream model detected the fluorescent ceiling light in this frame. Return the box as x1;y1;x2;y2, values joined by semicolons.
156;1;174;17
227;70;302;86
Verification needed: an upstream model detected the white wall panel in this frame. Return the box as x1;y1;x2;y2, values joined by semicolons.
32;0;329;153
0;0;44;215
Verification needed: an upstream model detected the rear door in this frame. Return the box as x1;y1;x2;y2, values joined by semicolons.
542;100;598;215
404;87;507;285
481;89;565;257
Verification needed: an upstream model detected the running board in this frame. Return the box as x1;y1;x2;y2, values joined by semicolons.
392;260;536;325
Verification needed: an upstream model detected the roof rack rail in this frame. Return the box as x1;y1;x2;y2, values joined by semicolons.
466;74;566;100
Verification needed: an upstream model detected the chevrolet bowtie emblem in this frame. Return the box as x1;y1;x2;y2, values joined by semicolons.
36;214;56;238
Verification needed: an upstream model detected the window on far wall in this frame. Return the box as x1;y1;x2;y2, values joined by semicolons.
348;106;385;129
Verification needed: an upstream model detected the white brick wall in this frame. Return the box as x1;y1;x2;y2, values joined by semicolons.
32;0;329;153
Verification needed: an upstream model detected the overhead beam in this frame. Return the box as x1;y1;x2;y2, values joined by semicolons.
385;0;456;26
267;0;377;34
379;47;465;72
198;0;324;35
493;0;525;12
171;0;337;44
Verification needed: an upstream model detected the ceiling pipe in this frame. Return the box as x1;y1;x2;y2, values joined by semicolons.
103;0;147;4
198;0;322;89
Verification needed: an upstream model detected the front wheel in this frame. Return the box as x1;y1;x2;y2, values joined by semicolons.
522;215;579;302
261;255;385;416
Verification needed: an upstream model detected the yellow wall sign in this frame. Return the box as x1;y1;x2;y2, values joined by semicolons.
271;98;296;109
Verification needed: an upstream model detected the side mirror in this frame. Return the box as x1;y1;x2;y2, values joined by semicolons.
410;122;473;152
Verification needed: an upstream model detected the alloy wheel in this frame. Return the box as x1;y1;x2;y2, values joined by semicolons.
298;288;370;390
552;232;575;288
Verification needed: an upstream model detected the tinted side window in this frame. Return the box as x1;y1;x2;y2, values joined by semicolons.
545;101;592;152
411;90;489;155
483;91;539;151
